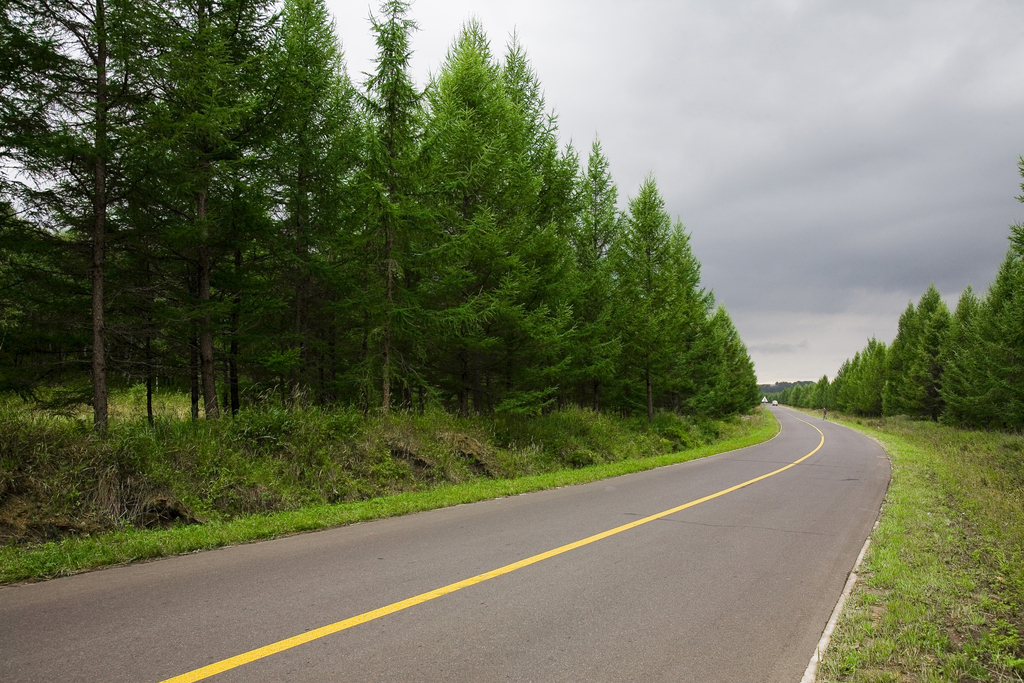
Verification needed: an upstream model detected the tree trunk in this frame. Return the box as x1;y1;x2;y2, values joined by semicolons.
459;354;469;416
229;337;240;416
471;361;483;415
382;235;394;416
197;188;220;419
360;311;370;415
90;0;108;435
381;325;391;415
145;334;154;426
593;379;600;412
190;329;199;420
229;248;241;416
220;352;230;414
646;365;654;421
485;374;493;414
292;177;306;394
326;325;336;403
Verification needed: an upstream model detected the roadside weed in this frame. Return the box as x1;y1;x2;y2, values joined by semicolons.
0;396;778;584
818;417;1024;682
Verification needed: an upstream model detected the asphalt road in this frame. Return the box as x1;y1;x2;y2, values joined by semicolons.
0;407;890;682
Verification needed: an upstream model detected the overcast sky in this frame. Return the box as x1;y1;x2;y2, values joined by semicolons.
324;0;1024;384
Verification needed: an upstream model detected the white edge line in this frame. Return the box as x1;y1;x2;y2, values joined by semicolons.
800;534;873;683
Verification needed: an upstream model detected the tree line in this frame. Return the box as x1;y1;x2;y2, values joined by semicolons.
774;168;1024;430
0;0;760;433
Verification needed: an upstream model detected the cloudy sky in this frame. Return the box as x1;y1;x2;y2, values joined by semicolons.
324;0;1024;384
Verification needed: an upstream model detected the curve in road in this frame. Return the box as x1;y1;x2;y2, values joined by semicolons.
0;407;890;683
164;416;824;682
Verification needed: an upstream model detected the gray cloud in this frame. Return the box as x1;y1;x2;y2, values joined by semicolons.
748;340;810;355
326;0;1024;383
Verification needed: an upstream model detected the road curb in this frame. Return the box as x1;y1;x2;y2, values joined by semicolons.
800;533;873;683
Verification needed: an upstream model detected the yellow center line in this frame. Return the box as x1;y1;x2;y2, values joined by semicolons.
161;417;825;683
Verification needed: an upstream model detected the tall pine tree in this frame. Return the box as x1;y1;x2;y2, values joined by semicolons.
362;0;422;414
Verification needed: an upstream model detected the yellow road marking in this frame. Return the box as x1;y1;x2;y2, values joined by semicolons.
161;418;824;683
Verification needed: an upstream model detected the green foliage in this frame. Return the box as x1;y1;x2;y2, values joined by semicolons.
970;233;1024;429
565;137;623;410
607;176;747;419
832;338;887;416
269;0;362;395
612;175;682;418
1;3;760;438
881;299;918;416
417;21;579;416
902;284;951;419
360;0;424;412
940;286;985;427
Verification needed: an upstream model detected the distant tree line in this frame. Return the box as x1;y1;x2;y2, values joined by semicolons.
758;381;812;396
0;0;759;432
774;167;1024;429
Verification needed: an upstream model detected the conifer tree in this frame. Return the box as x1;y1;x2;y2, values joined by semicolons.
272;0;359;399
143;0;278;418
940;286;985;426
853;338;887;416
832;357;851;412
1;0;157;431
662;228;717;414
973;237;1024;428
612;176;692;420
500;33;579;242
362;0;422;414
810;374;830;410
902;284;950;420
882;300;917;416
0;4;763;423
569;138;623;410
421;21;572;415
689;306;759;416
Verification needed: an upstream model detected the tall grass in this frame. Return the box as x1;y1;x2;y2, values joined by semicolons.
818;416;1024;682
0;391;777;583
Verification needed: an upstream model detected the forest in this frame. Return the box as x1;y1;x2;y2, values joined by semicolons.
0;0;760;433
773;180;1024;430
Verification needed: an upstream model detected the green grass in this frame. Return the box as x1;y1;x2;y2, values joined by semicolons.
0;396;778;584
815;415;1024;683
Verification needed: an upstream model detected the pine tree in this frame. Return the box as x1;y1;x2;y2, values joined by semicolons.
690;306;759;417
612;176;688;420
854;338;887;416
272;0;359;400
1;0;158;432
902;284;950;420
1;5;765;424
832;358;851;412
421;21;573;415
882;300;917;416
974;239;1024;428
940;286;984;426
568;138;623;410
811;374;830;410
0;200;86;397
142;0;278;418
362;0;422;414
662;227;716;414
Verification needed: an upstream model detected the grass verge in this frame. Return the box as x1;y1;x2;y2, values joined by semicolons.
0;407;778;585
817;415;1024;682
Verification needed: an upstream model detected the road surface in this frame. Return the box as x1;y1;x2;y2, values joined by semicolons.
0;407;889;682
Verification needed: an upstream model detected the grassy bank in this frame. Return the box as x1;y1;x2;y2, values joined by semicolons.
818;415;1024;682
0;392;778;584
